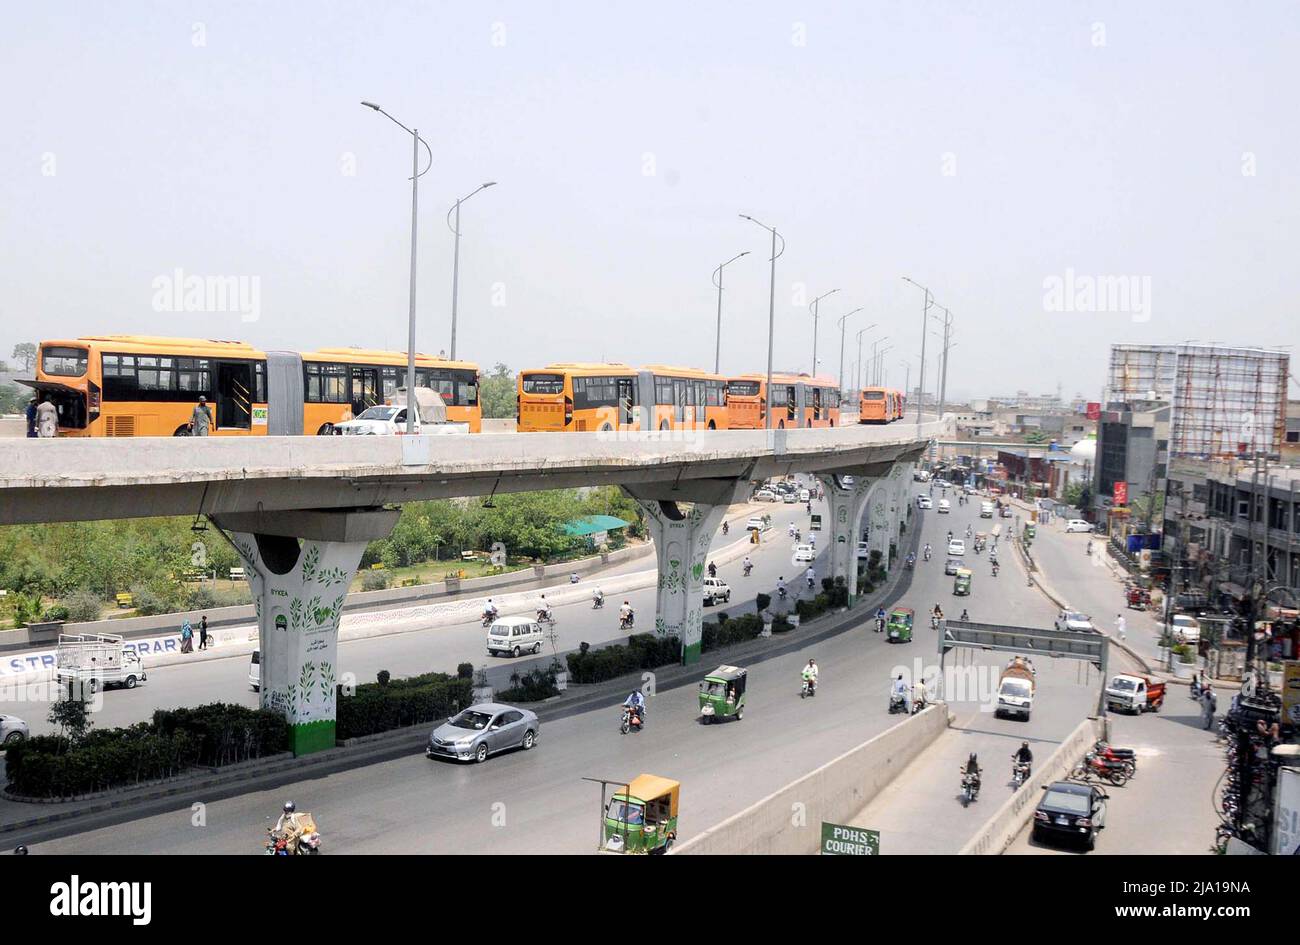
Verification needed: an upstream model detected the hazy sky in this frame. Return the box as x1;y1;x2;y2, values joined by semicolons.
2;1;1297;402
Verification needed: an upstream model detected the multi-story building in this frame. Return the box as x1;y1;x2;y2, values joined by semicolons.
1091;401;1170;528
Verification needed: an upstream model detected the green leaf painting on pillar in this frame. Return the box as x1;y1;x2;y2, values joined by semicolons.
289;598;305;632
320;662;336;709
318;566;349;588
301;545;320;584
299;662;316;709
691;562;704;582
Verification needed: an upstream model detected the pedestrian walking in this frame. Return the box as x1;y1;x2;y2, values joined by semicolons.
1201;686;1217;730
25;398;37;437
35;396;58;438
190;395;212;436
1115;613;1126;642
198;614;209;650
180;618;194;654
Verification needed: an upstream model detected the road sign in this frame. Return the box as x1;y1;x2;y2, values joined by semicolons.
820;822;879;855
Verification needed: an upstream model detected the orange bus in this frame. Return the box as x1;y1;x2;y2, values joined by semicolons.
637;366;730;431
727;372;840;429
26;336;481;436
516;363;638;432
859;386;906;424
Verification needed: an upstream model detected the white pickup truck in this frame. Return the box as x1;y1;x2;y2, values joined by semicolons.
56;633;147;692
702;577;732;606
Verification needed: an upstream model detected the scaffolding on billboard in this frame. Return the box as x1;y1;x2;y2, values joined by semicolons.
1106;343;1289;459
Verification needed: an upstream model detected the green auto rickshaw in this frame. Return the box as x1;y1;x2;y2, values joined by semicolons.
601;774;680;854
954;567;972;596
1024;522;1036;540
887;606;914;643
699;665;747;723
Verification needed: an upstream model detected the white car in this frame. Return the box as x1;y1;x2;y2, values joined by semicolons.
334;404;421;435
980;502;994;518
1065;519;1093;533
702;577;731;606
1171;614;1200;644
794;544;816;562
0;714;30;746
745;516;770;532
487;616;546;657
948;539;965;556
857;540;870;559
754;489;778;502
917;495;932;509
937;499;951;514
1055;611;1095;633
799;489;811;502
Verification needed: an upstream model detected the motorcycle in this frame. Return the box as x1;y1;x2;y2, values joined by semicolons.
991;563;1000;577
620;705;644;734
778;586;788;601
905;555;915;570
1011;758;1031;789
923;548;932;561
707;564;717;579
536;608;555;626
960;770;981;807
721;522;729;536
1092;740;1138;776
1071;751;1130;786
592;595;604;609
264;821;321;856
742;562;753;577
619;612;635;631
931;614;941;632
800;677;817;699
481;610;498;627
888;692;907;714
875;616;886;634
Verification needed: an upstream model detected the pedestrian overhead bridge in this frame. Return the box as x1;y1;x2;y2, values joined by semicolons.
1;420;947;754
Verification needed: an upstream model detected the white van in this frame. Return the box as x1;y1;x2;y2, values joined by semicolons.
249;649;260;691
487;615;545;657
1171;614;1200;645
980;502;994;519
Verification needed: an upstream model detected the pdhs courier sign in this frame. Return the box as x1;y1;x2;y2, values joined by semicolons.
821;823;879;855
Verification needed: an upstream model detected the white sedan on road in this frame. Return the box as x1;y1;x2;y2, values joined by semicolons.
794;544;816;562
1065;519;1093;533
1055;611;1095;633
947;539;965;556
937;499;951;514
917;495;932;509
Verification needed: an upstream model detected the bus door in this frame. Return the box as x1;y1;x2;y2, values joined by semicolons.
617;377;635;428
812;387;824;423
787;385;800;425
350;366;379;416
215;361;253;430
673;378;687;426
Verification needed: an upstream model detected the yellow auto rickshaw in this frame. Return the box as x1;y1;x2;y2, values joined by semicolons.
601;774;680;854
954;567;973;596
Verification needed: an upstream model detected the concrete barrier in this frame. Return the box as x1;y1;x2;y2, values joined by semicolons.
673;704;949;855
958;715;1105;855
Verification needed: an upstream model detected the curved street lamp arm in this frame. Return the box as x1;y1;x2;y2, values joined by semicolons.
712;250;751;289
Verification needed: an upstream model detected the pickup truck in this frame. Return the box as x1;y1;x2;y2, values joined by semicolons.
702;577;731;606
1105;673;1166;714
56;633;147;693
994;656;1036;720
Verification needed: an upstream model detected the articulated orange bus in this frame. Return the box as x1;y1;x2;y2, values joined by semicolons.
638;366;730;431
859;386;906;424
516;363;638;432
727;372;841;429
26;336;481;436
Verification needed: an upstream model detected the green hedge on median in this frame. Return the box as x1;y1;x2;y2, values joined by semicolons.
5;703;288;799
334;672;473;740
565;634;680;684
702;612;765;651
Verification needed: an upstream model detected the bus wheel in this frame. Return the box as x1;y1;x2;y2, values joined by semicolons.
317;424;334;436
600;423;613;432
778;421;785;429
829;419;834;427
659;420;670;431
707;421;716;430
173;425;191;437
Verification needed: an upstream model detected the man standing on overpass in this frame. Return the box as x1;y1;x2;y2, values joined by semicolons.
190;395;212;436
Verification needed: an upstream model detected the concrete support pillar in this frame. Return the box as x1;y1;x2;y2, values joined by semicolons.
813;472;878;603
624;478;751;665
214;508;399;756
890;460;915;550
865;480;893;567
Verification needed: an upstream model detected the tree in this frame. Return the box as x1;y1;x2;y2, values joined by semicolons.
11;343;36;372
48;689;93;745
0;382;26;415
479;362;516;419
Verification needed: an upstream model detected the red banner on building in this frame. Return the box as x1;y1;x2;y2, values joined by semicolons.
1113;481;1128;505
1086;402;1101;421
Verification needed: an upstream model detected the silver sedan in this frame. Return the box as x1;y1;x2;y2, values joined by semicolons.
1;714;30;746
426;703;539;764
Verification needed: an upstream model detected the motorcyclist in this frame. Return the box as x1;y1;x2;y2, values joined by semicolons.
721;521;729;535
962;753;982;790
891;673;908;710
707;561;717;579
273;801;308;854
777;576;787;599
742;555;753;576
875;606;886;633
992;561;1000;577
960;609;969;621
923;542;932;560
482;598;499;622
1013;741;1034;777
536;594;552;622
947;530;953;544
1086;541;1093;556
592;587;604;608
804;566;816;590
569;571;580;584
789;522;796;538
619;600;634;627
965;524;972;539
801;659;819;694
912;676;928;712
623;689;646;726
906;551;916;568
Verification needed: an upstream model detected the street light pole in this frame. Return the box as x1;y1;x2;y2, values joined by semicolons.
836;307;863;402
362;100;433;434
740;214;785;429
447;182;497;362
712;251;750;374
870;336;890;386
809;288;840;377
855;325;876;392
902;277;935;429
931;306;954;418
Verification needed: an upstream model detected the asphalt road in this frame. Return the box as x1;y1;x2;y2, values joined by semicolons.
844;490;1110;853
27;482;1100;855
0;493;833;737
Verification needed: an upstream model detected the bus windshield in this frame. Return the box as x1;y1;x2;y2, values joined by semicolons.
42;346;88;377
522;374;565;394
728;381;760;397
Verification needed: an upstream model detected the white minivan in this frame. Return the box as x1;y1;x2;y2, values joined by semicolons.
487;615;546;657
